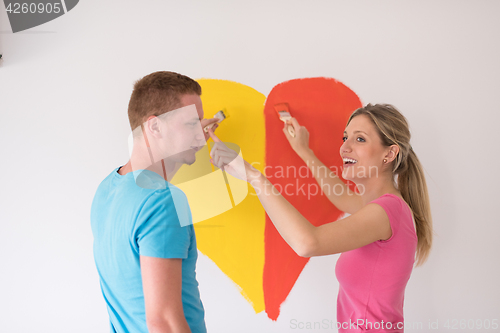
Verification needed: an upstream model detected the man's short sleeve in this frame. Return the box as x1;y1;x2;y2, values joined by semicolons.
135;188;192;258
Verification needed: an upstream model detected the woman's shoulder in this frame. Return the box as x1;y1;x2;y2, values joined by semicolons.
381;191;403;200
370;192;402;204
378;192;417;234
375;192;405;205
373;192;409;214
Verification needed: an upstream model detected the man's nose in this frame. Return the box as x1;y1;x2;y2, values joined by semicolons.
195;132;205;142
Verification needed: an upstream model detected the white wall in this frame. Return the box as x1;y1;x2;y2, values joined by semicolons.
1;1;499;332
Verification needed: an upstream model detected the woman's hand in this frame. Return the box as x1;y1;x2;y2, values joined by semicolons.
283;118;312;159
207;128;261;183
200;118;219;142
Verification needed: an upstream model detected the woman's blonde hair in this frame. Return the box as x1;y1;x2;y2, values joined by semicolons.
347;104;433;266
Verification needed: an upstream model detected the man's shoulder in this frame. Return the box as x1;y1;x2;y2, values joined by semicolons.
141;185;192;227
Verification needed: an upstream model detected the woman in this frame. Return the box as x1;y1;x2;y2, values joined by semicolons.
208;103;433;332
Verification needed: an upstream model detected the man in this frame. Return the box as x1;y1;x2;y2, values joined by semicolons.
91;71;218;333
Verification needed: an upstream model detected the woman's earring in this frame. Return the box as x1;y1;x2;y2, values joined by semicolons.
383;159;387;163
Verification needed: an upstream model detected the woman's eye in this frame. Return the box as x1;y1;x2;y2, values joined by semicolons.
342;136;364;142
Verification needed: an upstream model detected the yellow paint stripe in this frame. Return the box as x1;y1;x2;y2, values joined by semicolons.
193;79;266;312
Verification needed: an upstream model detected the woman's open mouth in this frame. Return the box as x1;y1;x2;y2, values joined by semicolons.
343;157;357;168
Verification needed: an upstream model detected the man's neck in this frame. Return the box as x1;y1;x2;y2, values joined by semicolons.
119;157;179;182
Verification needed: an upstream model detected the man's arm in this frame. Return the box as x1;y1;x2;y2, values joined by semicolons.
141;256;191;333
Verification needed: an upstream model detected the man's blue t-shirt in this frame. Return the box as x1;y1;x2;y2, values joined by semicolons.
91;167;206;333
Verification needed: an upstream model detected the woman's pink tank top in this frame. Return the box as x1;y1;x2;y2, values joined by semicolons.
335;193;418;332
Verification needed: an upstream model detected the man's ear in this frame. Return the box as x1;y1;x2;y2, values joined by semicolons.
144;116;162;139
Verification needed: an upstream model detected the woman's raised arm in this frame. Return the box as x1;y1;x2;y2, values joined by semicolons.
207;128;391;257
283;118;363;215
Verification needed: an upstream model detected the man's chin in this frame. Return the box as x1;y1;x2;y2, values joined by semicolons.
183;153;197;166
170;149;198;166
184;158;196;166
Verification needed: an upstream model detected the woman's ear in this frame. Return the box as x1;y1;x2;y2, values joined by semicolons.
385;144;400;162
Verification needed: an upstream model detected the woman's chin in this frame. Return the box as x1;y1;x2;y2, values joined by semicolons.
342;166;355;180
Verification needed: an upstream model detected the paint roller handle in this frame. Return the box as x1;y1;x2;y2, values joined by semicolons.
283;118;312;159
